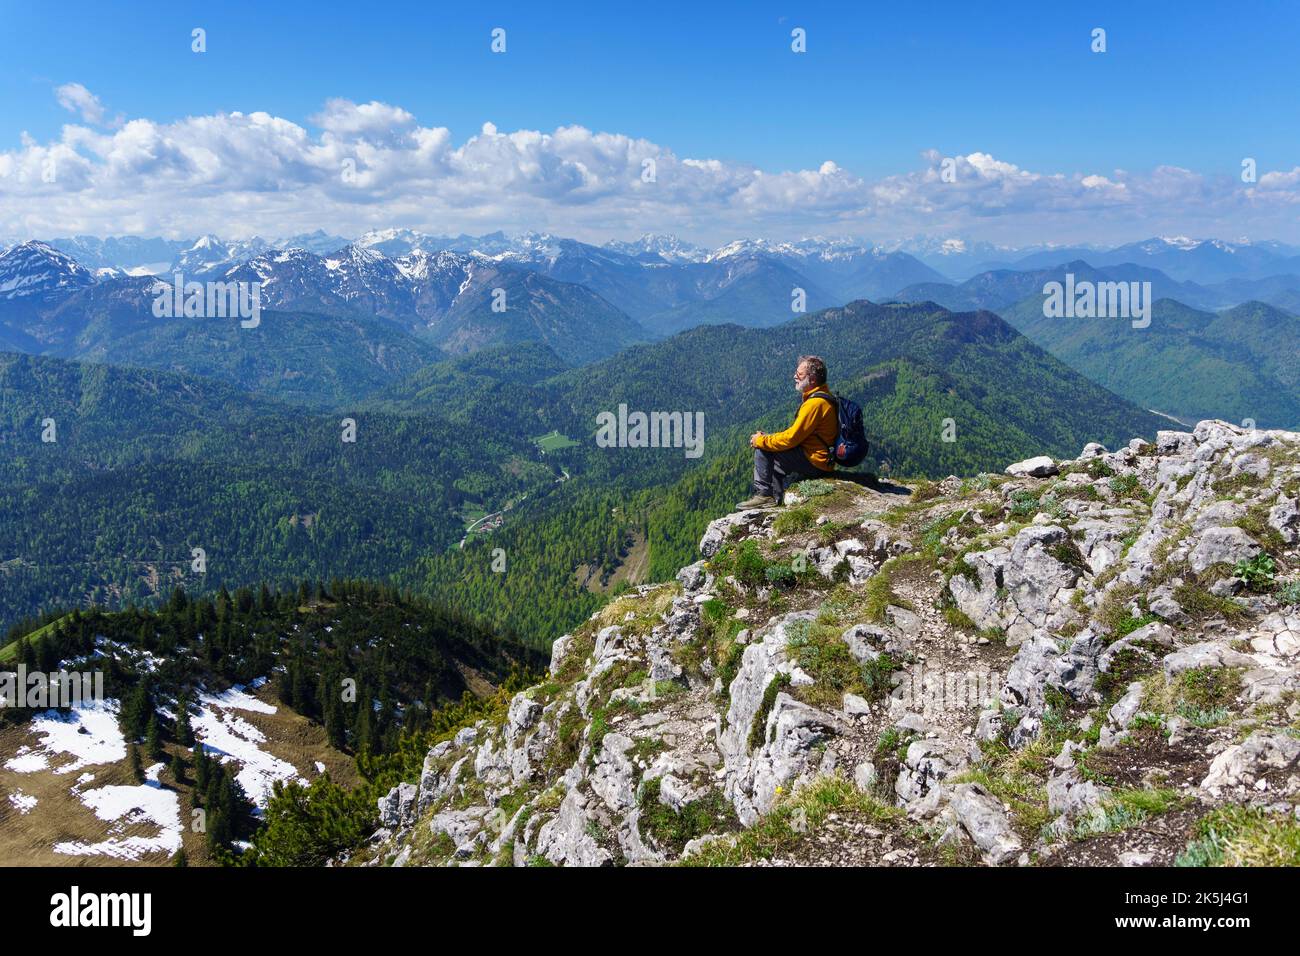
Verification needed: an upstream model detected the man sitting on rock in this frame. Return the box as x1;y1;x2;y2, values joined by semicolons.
737;355;837;509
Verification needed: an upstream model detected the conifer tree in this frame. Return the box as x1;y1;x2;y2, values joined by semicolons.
146;712;164;760
168;586;188;613
121;683;152;741
193;741;209;791
36;635;57;673
276;666;294;707
174;694;193;746
324;692;346;750
352;693;372;755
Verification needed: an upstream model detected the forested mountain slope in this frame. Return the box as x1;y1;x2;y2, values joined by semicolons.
0;353;556;630
998;297;1300;429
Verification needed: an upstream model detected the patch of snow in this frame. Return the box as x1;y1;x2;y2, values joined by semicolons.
53;773;182;861
87;638;162;673
5;748;48;773
8;790;37;814
192;683;301;807
126;262;171;276
4;700;125;774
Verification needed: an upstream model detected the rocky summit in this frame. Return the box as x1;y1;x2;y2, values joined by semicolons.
365;420;1300;867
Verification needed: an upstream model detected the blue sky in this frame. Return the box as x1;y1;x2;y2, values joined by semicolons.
1;0;1297;245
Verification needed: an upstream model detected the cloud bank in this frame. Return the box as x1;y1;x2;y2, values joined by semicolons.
2;91;1297;245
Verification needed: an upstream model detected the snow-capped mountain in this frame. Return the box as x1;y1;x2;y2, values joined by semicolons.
1010;236;1300;283
171;234;274;277
486;232;578;267
700;236;948;302
221;242;644;363
705;237;801;262
0;240;646;366
47;235;191;274
877;236;1029;281
7;229;1300;344
45;233;347;274
0;241;97;299
224;243;473;321
704;236;875;263
354;228;443;257
278;230;350;255
603;234;708;263
1111;236;1300;280
354;229;515;258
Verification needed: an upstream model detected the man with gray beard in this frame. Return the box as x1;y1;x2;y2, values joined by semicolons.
737;355;837;509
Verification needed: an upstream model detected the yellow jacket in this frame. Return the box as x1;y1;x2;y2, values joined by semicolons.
756;384;837;470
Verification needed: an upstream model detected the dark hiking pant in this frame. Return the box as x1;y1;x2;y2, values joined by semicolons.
753;447;825;504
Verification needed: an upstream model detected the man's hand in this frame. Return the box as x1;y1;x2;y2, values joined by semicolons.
750;431;765;448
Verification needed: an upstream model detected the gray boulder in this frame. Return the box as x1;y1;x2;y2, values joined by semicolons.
1162;641;1256;678
699;510;767;558
1189;526;1259;575
949;783;1022;864
1006;455;1058;478
377;781;418;830
1201;730;1300;795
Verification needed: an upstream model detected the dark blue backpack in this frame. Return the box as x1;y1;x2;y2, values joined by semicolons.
807;390;870;468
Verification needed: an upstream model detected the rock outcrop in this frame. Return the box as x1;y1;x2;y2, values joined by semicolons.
362;421;1300;867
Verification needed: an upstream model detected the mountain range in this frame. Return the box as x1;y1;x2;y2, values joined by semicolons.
14;231;1299;284
7;233;1300;385
995;236;1300;284
892;258;1300;315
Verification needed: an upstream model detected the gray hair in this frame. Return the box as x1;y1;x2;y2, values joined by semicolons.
798;355;827;385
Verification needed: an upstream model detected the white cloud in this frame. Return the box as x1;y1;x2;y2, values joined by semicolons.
2;97;1297;245
54;83;121;128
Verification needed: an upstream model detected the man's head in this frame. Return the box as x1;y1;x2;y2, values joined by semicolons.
794;355;827;392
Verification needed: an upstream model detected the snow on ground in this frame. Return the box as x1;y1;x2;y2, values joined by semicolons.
5;749;48;773
7;790;37;814
86;637;163;673
54;762;182;861
3;699;125;774
204;683;277;715
192;683;302;808
314;761;326;774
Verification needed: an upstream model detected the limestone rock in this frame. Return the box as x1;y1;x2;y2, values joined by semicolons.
1189;526;1260;575
1201;730;1300;795
949;783;1022;864
1005;455;1058;478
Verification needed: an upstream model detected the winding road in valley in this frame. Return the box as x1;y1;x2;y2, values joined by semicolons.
458;468;570;549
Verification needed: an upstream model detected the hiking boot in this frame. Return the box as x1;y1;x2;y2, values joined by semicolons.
735;494;778;510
